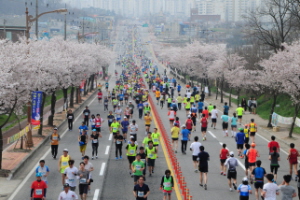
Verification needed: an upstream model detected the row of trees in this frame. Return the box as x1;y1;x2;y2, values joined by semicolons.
0;37;114;169
158;41;300;137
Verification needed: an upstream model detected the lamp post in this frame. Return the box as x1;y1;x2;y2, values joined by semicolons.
25;7;67;147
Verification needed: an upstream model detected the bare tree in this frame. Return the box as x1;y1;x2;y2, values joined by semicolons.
245;0;297;53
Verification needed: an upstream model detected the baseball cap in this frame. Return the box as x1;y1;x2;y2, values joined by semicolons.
181;125;186;127
188;115;191;118
129;101;132;102
230;151;234;156
63;183;70;187
54;127;58;130
239;128;243;131
242;177;248;181
124;116;127;118
130;136;134;139
36;172;42;177
63;148;69;152
251;143;256;147
174;123;178;126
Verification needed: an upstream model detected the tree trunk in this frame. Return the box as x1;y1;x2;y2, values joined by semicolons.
84;81;88;96
48;91;56;126
237;89;240;106
289;104;300;138
207;78;211;96
220;78;224;103
267;94;277;128
229;88;232;107
90;75;94;92
38;92;47;135
215;79;219;100
76;87;79;104
0;128;3;169
63;88;68;111
70;87;74;108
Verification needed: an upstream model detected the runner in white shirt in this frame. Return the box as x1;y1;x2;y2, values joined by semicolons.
186;90;192;99
190;136;202;173
129;120;139;141
211;106;218;129
58;183;79;200
64;160;78;191
83;156;94;193
114;106;123;121
35;160;50;184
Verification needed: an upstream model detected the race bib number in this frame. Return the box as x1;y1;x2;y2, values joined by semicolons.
164;182;171;187
130;150;135;154
153;138;158;142
149;154;153;158
116;140;121;144
113;127;117;132
68;179;74;182
85;112;89;116
53;136;58;140
135;165;141;170
141;159;145;163
139;106;143;109
68;116;73;119
138;191;144;197
109;119;113;122
62;162;68;166
93;139;98;143
105;102;108;105
35;189;42;195
80;178;87;183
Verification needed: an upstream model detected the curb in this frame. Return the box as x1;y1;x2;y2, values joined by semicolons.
7;89;98;180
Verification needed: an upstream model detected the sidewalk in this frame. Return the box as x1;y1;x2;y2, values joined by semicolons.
0;89;99;176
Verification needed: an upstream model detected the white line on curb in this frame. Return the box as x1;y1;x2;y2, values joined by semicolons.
93;189;100;200
105;146;110;155
99;162;106;176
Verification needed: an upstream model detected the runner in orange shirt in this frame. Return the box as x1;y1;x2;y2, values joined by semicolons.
155;90;161;105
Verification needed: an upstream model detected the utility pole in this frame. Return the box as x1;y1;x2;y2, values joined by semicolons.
35;0;39;39
3;19;6;39
64;3;67;41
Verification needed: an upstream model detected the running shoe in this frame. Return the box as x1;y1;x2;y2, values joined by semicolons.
229;188;233;192
204;184;207;190
195;170;198;173
120;156;122;159
115;157;118;160
220;172;223;175
233;183;237;190
199;184;203;187
91;157;94;160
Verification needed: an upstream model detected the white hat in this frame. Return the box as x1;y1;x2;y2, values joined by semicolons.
230;151;234;156
243;177;248;181
130;136;134;138
124;116;127;118
63;149;68;152
187;115;191;118
181;125;186;127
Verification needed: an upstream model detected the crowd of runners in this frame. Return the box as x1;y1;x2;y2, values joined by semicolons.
29;25;300;200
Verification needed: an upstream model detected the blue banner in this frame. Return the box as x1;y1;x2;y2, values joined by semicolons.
31;91;43;125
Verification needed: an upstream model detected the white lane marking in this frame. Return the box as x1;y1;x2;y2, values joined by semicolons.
93;189;100;200
219;142;223;145
256;133;270;143
109;134;112;141
208;131;216;138
105;145;110;155
8;94;97;200
99;162;106;176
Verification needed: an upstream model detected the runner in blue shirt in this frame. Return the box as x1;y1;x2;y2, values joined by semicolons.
181;125;191;154
198;100;204;118
238;177;252;200
177;84;181;94
78;122;89;135
235;128;245;157
221;114;230;137
137;102;144;119
118;93;124;106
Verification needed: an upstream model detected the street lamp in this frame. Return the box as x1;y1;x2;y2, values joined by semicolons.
25;7;68;41
24;7;67;147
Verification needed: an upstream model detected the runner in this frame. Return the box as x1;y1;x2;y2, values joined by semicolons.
143;102;151;116
142;132;152;148
121;116;129;142
236;105;244;125
78;122;88;136
132;153;145;185
58;149;72;186
198;146;209;190
35;160;50;185
185;115;193;133
133;176;150;200
58;183;79;200
251;160;266;200
146;141;157;176
210;105;218;129
128;101;135;119
190;107;197;132
244;124;250;144
181;125;191;154
170;123;180;153
190;136;202;172
110;118;121;137
225;151;238;191
236;128;245;157
223;102;229;115
64;160;78;191
249;119;257;143
107;111;115;129
82;106;90;126
97;90;103;104
198;114;207;141
269;147;280;183
268;135;280;153
230;113;238;137
261;174;279;200
237;177;252;200
138;101;144;119
105;82;109;92
90;129;100;160
202;106;209;119
89;114;96;130
221;113;229;137
176;94;183;110
151;128;160;156
114;105;123;122
220;143;229;176
126;141;138;176
78;130;88;159
247;143;260;183
124;92;129;105
287;143;299;181
78;162;90;200
155;90;161;105
115;131;124;160
124;106;131;119
129;120;139;141
279;175;297;199
83;156;94;193
30;173;47;200
243;143;251;180
198;100;204;119
50;127;60;159
167;107;176;127
67;109;74;131
160;169;174;200
144;112;152;134
94;114;104;135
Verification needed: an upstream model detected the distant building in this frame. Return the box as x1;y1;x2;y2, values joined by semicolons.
0;26;26;42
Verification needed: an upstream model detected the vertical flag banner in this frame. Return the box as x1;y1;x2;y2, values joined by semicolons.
31;91;43;125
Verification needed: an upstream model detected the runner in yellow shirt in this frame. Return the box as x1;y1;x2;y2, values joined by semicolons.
155;90;161;105
170;123;180;153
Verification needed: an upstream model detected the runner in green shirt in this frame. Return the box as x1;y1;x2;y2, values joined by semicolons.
208;103;214;113
146;141;157;176
236;105;245;125
151;128;160;157
131;154;145;185
143;132;152;148
110;119;120;136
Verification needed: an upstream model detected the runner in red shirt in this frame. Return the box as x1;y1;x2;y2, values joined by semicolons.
202;107;209;119
219;143;229;176
97;90;103;104
185;116;193;132
94;114;104;136
31;172;47;200
200;114;208;141
267;135;280;153
288;143;299;181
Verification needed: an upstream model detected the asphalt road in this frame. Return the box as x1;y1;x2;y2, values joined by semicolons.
139;27;300;200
